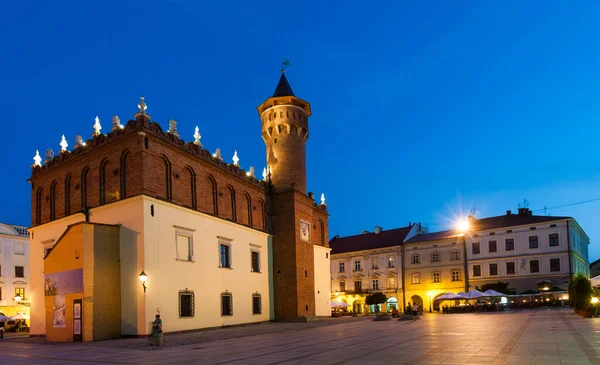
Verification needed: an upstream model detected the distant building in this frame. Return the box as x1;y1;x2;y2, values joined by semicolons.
0;223;30;318
590;259;600;278
330;208;589;314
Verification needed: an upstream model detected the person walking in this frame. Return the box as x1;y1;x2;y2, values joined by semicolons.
412;302;418;322
151;314;163;347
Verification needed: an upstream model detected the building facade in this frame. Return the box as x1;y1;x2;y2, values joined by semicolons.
28;72;330;341
330;208;590;314
0;223;30;318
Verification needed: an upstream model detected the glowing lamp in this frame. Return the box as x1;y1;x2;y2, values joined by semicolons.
456;219;470;233
14;294;22;302
139;270;148;293
592;297;599;304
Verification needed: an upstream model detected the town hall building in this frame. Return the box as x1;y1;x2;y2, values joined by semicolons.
28;72;331;342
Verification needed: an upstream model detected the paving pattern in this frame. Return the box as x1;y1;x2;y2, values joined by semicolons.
1;308;599;364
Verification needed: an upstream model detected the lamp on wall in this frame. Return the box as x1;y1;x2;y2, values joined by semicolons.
139;270;148;293
14;294;22;302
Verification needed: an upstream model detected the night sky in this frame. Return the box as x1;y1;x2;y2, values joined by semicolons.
2;1;599;259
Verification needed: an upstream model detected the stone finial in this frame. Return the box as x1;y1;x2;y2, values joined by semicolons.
112;115;123;131
33;150;42;167
262;167;267;181
232;151;240;166
167;119;179;137
45;148;55;162
213;148;222;161
138;96;147;114
193;126;202;146
59;135;68;152
75;135;86;147
93;116;102;136
321;193;326;206
247;166;255;178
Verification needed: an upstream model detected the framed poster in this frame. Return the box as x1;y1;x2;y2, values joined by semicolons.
74;319;81;335
299;220;310;242
73;299;82;342
74;302;81;319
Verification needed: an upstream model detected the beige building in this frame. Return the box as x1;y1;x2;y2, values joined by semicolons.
0;223;30;318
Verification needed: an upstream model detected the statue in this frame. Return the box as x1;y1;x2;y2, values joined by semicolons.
168;119;179;138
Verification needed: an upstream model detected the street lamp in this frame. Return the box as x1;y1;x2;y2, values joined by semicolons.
14;294;22;302
427;291;434;313
139;270;148;293
456;218;471;293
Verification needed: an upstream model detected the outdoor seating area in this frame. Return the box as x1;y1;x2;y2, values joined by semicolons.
0;313;30;333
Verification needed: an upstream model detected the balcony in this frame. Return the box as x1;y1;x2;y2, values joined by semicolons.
352;268;363;273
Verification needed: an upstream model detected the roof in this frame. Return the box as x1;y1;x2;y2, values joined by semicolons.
329;226;412;255
272;73;295;97
405;229;460;244
469;213;571;231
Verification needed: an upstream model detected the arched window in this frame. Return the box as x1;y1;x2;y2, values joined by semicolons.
81;167;90;209
186;166;197;209
35;187;43;225
208;175;218;215
64;174;72;216
244;192;252;226
258;199;266;231
227;185;236;221
319;219;325;245
160;155;172;201
120;150;129;199
49;181;57;220
99;159;109;205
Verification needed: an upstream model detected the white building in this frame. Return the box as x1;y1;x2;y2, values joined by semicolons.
0;223;30;317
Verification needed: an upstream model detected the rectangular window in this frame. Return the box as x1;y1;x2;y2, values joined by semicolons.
354;281;362;293
387;277;395;289
340;282;345;291
176;234;193;261
387;256;394;268
0;264;2;277
432;272;440;283
411;254;420;264
505;239;514;251
221;293;233;316
451;251;460;261
371;258;378;269
15;266;24;278
550;258;561;272
14;243;24;255
0;287;2;301
529;236;538;249
252;294;262;315
220;243;231;268
530;260;540;273
179;290;194;317
488;241;497;253
506;262;516;275
339;262;345;272
251;251;260;272
451;270;460;282
473;265;481;277
372;279;379;290
354;261;361;271
15;288;24;299
549;233;559;247
490;264;498;276
472;242;480;254
412;273;420;284
431;253;440;262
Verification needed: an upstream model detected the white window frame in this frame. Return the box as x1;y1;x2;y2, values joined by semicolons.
372;279;379;290
354;260;361;271
550;257;561;272
250;249;261;273
371;257;378;269
451;251;460;261
174;226;195;262
339;262;345;273
411;254;420;264
530;259;540;273
451;270;460;282
432;272;441;283
489;263;499;276
431;252;440;263
412;273;420;284
219;239;233;269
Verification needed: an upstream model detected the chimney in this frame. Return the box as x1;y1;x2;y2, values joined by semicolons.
518;207;531;216
506;210;511;216
362;230;369;234
374;226;382;234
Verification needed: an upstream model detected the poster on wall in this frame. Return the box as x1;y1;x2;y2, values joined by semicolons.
73;302;81;319
45;269;84;297
53;295;66;328
73;319;81;335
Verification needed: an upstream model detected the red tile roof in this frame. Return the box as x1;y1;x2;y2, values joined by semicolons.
329;226;412;255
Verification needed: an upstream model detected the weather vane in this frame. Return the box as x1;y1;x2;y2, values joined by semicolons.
281;58;291;73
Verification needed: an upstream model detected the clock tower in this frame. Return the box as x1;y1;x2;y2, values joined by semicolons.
258;72;330;321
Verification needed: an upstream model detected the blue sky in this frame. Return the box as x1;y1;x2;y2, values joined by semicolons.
2;1;599;259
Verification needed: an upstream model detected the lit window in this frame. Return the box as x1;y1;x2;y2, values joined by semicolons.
15;288;24;299
179;290;194;317
431;253;440;263
220;243;231;268
432;272;440;283
412;273;420;284
451;270;460;282
411;254;420;264
221;292;233;316
387;277;395;289
251;251;260;272
473;265;481;277
387;256;394;268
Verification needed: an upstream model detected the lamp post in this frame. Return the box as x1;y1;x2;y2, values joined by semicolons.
428;292;433;313
139;270;148;293
457;218;470;293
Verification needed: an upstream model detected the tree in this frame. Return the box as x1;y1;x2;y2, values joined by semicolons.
569;274;592;311
365;292;387;313
481;282;509;294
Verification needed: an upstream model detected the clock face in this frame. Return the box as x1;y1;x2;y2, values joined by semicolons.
300;220;310;242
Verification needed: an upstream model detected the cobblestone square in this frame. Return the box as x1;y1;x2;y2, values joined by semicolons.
2;309;600;364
